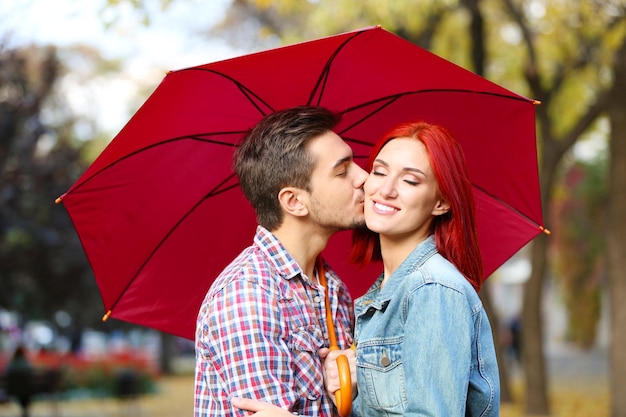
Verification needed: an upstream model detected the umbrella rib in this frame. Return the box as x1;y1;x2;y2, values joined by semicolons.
308;29;371;106
107;173;240;314
61;133;244;198
338;96;401;142
344;88;534;116
182;68;276;116
339;88;535;147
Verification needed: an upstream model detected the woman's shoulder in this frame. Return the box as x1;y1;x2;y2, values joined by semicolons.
410;253;479;298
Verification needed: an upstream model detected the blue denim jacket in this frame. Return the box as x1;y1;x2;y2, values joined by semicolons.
352;235;500;417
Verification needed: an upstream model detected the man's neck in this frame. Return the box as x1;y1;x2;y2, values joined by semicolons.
272;222;330;282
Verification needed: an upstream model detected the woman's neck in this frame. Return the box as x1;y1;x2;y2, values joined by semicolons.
379;231;430;287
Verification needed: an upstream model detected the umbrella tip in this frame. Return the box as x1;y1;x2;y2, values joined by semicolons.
540;225;551;235
55;192;68;204
102;310;112;322
533;99;542;105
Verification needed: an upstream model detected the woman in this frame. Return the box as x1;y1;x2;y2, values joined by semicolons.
348;121;499;416
233;121;499;416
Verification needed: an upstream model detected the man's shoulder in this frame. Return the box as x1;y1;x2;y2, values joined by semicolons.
209;244;295;296
213;245;269;281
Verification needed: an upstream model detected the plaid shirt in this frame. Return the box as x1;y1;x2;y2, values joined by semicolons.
194;226;355;417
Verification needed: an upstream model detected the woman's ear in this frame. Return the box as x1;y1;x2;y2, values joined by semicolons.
278;187;309;217
432;198;450;217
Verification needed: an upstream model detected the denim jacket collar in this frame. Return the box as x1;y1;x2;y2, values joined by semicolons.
356;235;438;315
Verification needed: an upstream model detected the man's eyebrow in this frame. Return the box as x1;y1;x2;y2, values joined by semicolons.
332;155;353;169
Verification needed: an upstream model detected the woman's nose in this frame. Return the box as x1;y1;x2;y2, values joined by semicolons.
379;177;397;198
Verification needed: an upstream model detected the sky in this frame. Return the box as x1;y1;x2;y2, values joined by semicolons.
2;0;238;68
1;0;243;133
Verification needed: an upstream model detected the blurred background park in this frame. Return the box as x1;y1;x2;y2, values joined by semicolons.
1;0;625;416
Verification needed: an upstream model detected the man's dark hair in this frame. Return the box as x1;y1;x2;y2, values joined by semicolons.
234;106;340;230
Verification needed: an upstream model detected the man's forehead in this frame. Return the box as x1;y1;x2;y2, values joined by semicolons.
309;131;353;165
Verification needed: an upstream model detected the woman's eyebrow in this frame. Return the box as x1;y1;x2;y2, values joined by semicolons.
374;158;427;177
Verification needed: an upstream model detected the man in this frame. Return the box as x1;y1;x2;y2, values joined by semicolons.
194;106;367;417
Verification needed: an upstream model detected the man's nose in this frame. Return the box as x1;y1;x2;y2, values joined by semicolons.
353;164;368;188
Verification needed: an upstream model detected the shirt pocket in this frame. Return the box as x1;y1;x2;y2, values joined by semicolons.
288;325;325;401
357;340;407;410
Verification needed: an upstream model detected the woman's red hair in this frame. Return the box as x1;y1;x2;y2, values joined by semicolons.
351;121;484;292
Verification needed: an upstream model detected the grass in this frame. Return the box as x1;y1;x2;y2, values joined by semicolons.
0;374;609;417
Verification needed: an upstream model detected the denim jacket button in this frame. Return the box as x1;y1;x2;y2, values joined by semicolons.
380;348;391;367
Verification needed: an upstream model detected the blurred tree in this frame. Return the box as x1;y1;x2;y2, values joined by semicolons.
607;37;626;417
213;0;455;51
503;1;624;414
0;42;105;333
551;160;606;349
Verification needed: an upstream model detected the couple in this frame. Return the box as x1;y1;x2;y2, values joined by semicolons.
194;106;500;417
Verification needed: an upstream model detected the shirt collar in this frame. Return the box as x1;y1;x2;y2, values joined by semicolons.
253;225;304;281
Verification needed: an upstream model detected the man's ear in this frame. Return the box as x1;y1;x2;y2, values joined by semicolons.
278;187;309;217
432;198;450;217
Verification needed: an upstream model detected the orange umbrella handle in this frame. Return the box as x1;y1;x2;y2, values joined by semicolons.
318;256;353;417
332;350;353;417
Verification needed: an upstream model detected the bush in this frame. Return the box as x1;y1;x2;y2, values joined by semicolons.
1;349;159;399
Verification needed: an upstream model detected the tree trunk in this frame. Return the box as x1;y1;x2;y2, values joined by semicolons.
607;38;626;417
480;282;513;403
522;233;550;415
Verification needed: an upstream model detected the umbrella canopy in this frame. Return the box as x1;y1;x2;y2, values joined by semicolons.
57;26;546;340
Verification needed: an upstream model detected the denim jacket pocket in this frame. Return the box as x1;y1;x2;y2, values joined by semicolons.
288;325;325;401
357;340;406;410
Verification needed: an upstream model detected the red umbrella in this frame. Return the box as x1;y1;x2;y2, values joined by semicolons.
56;26;546;342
